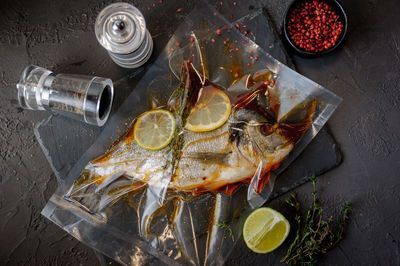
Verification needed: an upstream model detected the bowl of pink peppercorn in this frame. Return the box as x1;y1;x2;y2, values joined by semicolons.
283;0;348;57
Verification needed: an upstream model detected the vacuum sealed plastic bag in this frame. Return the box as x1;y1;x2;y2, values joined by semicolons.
41;3;341;266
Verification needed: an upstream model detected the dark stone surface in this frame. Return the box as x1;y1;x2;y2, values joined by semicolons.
33;7;341;265
0;0;399;265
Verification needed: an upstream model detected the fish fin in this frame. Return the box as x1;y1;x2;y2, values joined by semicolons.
278;99;317;124
216;182;243;195
95;170;126;193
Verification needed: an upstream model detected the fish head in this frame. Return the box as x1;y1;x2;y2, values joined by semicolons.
227;71;316;169
229;109;294;168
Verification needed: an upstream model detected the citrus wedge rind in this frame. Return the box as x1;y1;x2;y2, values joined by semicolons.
243;207;290;254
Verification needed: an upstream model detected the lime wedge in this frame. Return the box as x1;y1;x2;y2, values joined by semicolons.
243;207;290;253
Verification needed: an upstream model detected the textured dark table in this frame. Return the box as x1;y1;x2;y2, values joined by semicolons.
1;0;399;265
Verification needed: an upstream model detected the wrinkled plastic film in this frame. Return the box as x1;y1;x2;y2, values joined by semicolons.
41;3;341;266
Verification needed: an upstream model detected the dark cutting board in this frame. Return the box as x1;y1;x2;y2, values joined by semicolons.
34;6;341;266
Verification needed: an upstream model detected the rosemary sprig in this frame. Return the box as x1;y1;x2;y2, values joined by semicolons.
216;222;235;241
168;63;203;174
281;175;351;265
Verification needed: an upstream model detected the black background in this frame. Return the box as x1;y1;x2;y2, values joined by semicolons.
1;0;399;265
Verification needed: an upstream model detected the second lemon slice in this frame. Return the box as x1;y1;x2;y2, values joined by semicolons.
185;86;231;132
134;109;175;151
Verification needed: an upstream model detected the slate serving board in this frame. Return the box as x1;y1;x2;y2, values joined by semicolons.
34;6;341;266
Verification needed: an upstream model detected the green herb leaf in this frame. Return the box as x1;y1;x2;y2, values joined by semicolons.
167;63;203;175
216;222;235;241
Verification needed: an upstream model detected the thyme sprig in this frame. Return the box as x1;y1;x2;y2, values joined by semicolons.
281;175;351;265
216;222;235;241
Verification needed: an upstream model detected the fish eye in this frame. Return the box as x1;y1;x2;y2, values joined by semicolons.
260;124;272;135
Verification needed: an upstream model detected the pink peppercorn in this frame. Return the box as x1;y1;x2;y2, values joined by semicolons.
286;0;344;53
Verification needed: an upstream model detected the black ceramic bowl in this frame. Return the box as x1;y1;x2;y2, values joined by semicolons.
283;0;348;57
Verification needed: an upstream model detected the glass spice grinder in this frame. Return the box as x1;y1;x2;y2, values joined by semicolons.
16;65;114;126
95;2;153;68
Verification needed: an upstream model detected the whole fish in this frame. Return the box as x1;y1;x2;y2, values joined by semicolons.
66;63;314;213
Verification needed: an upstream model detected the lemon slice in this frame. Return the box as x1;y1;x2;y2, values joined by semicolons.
185;87;231;132
134;109;175;150
243;207;290;254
